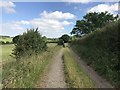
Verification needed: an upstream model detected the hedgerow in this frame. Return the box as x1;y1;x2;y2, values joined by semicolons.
71;20;120;87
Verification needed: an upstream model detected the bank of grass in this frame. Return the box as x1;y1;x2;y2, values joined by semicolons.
2;44;61;88
71;20;119;87
63;48;95;88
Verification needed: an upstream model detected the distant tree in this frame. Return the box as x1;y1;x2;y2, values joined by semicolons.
57;39;63;45
0;41;5;44
12;28;47;59
6;41;10;44
71;11;119;36
60;34;70;43
42;36;47;42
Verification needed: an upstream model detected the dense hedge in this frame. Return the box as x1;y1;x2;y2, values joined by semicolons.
71;20;120;87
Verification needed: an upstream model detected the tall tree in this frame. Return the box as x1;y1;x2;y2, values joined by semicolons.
71;11;118;36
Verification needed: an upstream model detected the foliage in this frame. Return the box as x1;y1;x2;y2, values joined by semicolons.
12;35;21;44
0;41;5;44
0;41;13;45
71;20;120;87
60;34;70;43
57;39;63;45
12;28;47;59
71;11;118;36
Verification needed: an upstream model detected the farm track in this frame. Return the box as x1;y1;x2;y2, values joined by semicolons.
36;48;67;88
36;47;113;88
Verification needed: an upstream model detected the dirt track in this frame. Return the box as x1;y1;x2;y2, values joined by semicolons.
36;48;66;88
36;47;113;88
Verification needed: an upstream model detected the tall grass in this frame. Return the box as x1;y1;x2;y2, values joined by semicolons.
71;20;119;87
2;44;61;88
63;48;95;88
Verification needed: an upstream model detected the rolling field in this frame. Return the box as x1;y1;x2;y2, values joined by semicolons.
0;43;57;63
0;44;15;63
0;37;13;43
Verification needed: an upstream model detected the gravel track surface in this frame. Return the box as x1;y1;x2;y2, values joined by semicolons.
36;48;66;88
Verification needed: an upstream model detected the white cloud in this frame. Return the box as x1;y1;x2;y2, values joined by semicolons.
63;0;119;3
0;1;16;13
40;11;75;20
2;11;75;38
2;22;25;36
63;0;91;3
88;3;118;15
30;11;75;37
16;20;30;25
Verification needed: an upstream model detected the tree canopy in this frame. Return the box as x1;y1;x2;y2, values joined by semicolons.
71;11;119;36
60;34;70;43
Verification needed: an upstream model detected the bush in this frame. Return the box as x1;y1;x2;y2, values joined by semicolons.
12;28;47;59
71;20;120;87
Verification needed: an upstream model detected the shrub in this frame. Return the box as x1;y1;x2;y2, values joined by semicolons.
12;28;47;59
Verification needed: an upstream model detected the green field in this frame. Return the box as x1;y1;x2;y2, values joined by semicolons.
0;44;15;63
0;37;13;43
0;43;57;63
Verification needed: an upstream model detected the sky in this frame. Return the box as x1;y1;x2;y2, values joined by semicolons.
0;0;119;38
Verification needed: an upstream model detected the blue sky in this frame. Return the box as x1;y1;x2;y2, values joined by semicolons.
1;1;118;38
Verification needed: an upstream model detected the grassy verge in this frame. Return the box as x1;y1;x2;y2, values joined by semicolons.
63;48;95;88
2;44;61;88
